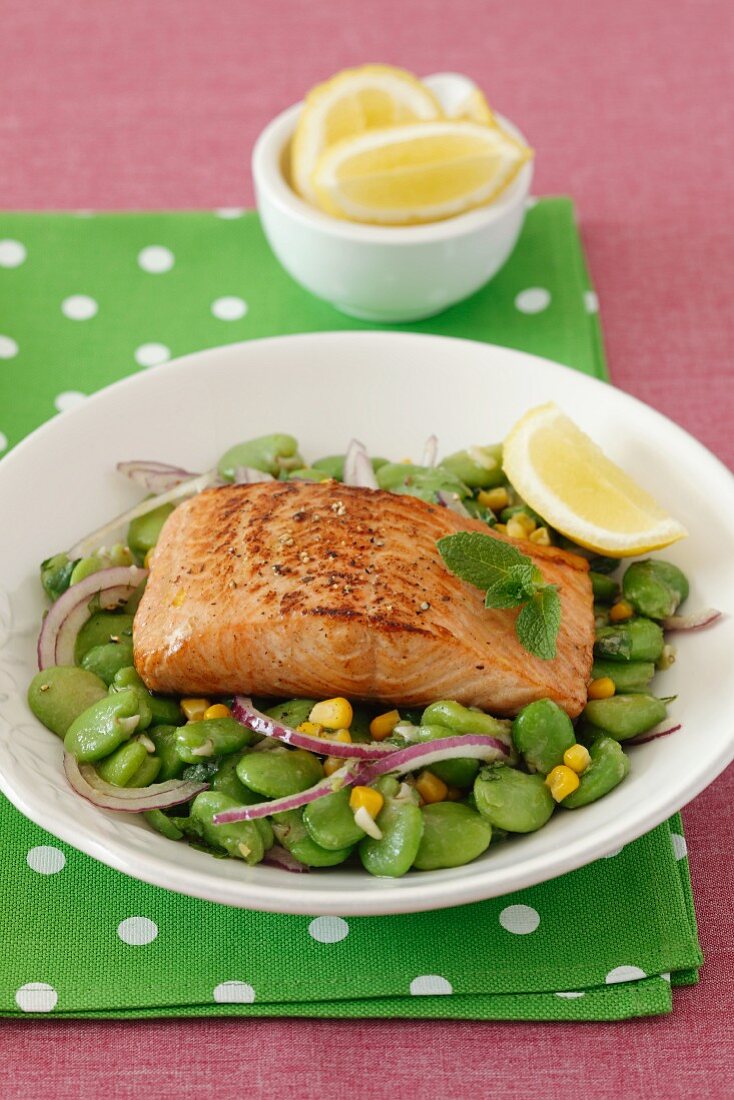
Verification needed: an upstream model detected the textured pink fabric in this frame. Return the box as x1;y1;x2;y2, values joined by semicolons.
1;0;733;1095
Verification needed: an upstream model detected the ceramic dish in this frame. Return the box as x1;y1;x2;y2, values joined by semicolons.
1;332;732;915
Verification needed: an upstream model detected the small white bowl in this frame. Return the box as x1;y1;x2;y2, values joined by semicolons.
252;76;533;323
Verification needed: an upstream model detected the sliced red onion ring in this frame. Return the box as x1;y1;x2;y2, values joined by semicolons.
262;845;310;873
421;434;438;468
68;469;219;559
662;608;722;632
233;466;276;484
38;565;148;669
213;767;355;824
343;439;378;489
63;753;208;811
116;460;201;494
625;724;682;746
231;697;399;759
436;490;471;518
212;734;509;824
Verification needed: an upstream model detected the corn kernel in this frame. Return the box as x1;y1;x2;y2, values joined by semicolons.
349;786;385;818
309;697;353;730
494;523;508;534
564;744;592;774
529;526;552;546
323;756;342;777
545;764;581;802
330;728;352;744
369;709;401;740
415;770;449;804
203;703;231;720
181;697;210;721
515;512;538;535
587;676;616;700
609;600;634;623
478;487;510;512
297;721;324;737
144;548;155;569
506;517;529;540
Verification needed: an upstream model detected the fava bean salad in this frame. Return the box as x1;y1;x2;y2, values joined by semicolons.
28;432;719;877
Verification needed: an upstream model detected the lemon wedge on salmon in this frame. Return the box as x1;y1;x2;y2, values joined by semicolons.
502;403;688;556
310;120;531;225
291;64;443;205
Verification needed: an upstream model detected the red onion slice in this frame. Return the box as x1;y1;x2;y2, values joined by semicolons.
262;845;310;873
232;697;399;760
625;724;682;747
421;434;438;468
116;460;201;494
343;439;378;489
37;565;148;669
233;466;276;484
436;490;471;518
64;753;208;811
68;469;219;559
212;734;509;824
662;608;722;632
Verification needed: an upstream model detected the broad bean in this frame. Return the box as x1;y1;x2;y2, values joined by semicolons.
218;434;303;481
622;560;689;620
236;747;323;798
512;699;576;775
211;753;259;803
127;502;175;562
190;791;265;864
376;463;470;504
175;717;256;763
439;444;504;489
96;740;149;786
413;803;492;870
265;698;316;729
561;737;630;809
303;788;366;850
272;808;353;867
127;754;162;787
146;724;186;780
473;765;554;832
403;725;479;787
359;789;423;878
144;809;184;841
591;659;656;694
81;638;135;685
594;618;665;663
311;454;388;480
28;666;108;737
40;553;78;601
74;611;134;665
109;667;184;726
581;693;668;742
590;572;620;604
64;687;152;762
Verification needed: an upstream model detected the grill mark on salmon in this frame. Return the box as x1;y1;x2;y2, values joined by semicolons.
133;481;594;716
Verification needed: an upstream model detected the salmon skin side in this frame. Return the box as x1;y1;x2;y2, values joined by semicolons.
133;481;594;717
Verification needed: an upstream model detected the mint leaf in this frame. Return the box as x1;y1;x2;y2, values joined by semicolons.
516;586;561;660
483;563;538;609
437;532;529;592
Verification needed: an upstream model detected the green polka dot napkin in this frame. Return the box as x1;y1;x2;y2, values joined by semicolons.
0;199;701;1019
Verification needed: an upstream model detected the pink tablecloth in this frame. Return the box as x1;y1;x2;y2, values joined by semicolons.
2;0;733;1096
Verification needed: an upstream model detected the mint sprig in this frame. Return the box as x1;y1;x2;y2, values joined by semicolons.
437;531;561;660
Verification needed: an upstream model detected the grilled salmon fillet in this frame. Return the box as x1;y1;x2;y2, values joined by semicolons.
134;481;594;716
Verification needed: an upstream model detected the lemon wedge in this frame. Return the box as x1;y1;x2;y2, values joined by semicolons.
291;65;443;205
310;120;531;225
502;403;688;555
450;87;495;125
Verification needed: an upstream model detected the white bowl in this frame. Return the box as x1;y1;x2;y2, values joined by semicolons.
1;333;732;916
252;76;533;323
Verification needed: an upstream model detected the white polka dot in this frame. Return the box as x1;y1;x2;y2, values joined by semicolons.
54;391;87;413
0;335;18;358
602;845;624;859
211;296;248;321
117;916;158;945
409;975;453;996
215;208;245;219
0;240;26;267
605;965;647;984
134;342;171;368
15;982;57;1012
515;288;551;314
555;991;585;999
138;245;175;274
525;196;538;209
584;290;599;313
671;832;687;860
213;980;256;1004
661;972;671;982
61;295;98;320
499;904;540;934
0;432;7;452
26;845;66;874
308;916;349;943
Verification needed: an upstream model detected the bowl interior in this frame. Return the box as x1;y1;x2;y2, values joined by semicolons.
1;332;732;915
